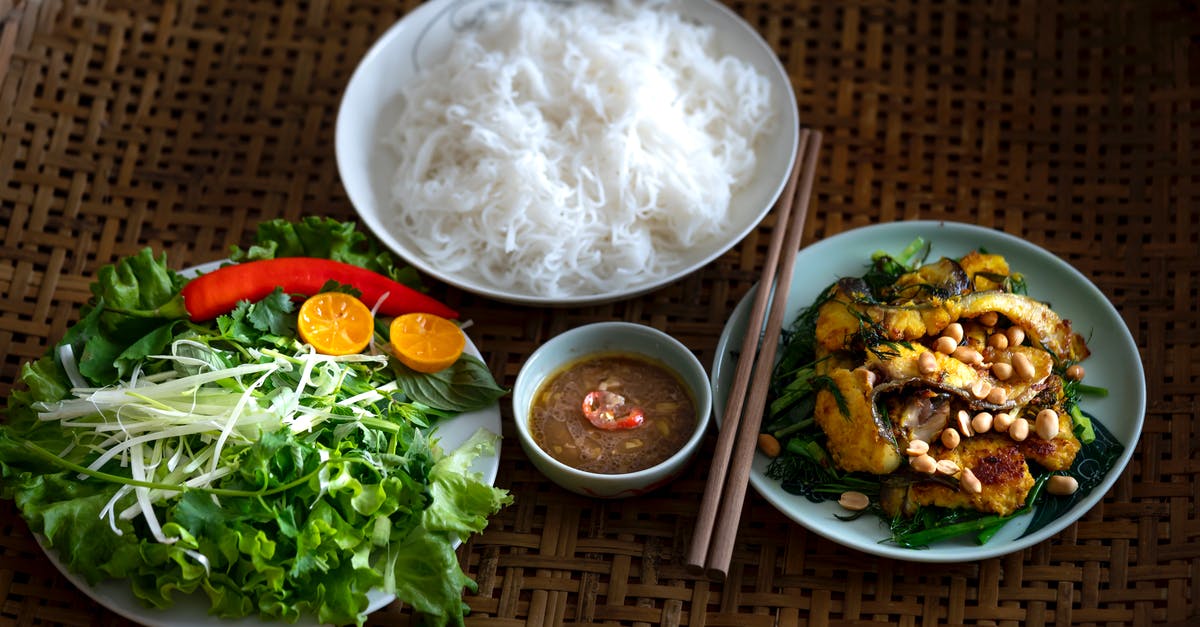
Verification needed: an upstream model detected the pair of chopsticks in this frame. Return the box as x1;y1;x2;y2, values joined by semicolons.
686;128;823;580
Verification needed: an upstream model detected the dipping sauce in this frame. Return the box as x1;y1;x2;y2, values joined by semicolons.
529;353;697;475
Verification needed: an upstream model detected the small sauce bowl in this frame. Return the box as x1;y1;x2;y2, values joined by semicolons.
512;322;712;498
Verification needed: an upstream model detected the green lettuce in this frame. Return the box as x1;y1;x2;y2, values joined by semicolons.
0;219;511;626
63;248;188;385
230;216;422;288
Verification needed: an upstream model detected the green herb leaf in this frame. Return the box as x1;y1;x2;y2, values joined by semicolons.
246;288;296;336
393;355;509;413
90;248;186;321
216;288;296;345
231;216;422;289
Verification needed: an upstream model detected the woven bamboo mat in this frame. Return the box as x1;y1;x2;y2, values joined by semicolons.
1;0;1197;625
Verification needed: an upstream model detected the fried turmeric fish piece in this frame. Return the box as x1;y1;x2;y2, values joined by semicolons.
909;434;1035;517
813;368;903;474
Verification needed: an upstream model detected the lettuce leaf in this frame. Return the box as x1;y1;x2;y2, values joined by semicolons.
90;247;185;322
230;216;422;289
392;429;512;627
56;248;190;385
425;429;512;537
6;422;508;625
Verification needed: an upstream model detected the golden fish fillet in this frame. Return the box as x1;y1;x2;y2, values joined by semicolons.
870;344;981;391
909;434;1035;517
958;252;1012;291
982;345;1054;406
814;295;865;354
814;287;959;351
885;257;971;303
1018;416;1081;471
816;289;1088;365
1015;377;1081;471
813;368;902;474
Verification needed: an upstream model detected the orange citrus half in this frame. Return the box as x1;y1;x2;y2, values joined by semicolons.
296;292;374;355
389;312;465;373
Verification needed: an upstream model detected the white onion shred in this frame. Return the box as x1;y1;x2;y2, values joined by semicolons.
57;344;88;389
32;340;391;547
385;0;774;297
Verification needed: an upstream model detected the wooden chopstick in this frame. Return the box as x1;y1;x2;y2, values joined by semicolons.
683;129;809;572
684;128;823;579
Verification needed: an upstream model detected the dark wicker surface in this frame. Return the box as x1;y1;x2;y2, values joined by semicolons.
1;0;1197;625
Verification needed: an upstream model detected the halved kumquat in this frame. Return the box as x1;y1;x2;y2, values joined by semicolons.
296;292;375;356
389;312;465;373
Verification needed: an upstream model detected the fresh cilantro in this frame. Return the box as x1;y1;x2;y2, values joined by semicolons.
216;288;296;345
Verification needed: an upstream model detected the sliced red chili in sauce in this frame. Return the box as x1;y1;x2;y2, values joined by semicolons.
581;390;645;430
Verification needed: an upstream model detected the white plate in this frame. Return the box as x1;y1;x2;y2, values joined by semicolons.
37;261;503;626
711;220;1146;562
335;0;799;306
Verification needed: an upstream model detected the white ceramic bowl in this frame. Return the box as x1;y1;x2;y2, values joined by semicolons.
335;0;799;306
512;322;712;498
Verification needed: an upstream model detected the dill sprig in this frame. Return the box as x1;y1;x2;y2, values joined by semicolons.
846;304;912;361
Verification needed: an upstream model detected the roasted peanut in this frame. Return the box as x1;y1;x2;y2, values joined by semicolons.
1006;326;1026;346
1035;408;1060;440
944;322;965;343
911;454;937;474
977;311;1000;327
960;468;983;494
838;490;871;511
969;379;992;399
956;410;974;436
917;351;938;375
1011;352;1036;380
934;335;959;355
971;411;994;434
758;433;782;458
1047;475;1080;495
941;428;961;450
936;459;961;475
1066;364;1086;381
906;439;930;456
953;346;983;365
987;333;1009;350
991;361;1014;381
986;386;1008;405
1008;418;1030;441
993;412;1015;432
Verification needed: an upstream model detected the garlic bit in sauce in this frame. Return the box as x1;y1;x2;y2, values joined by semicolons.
529;353;697;475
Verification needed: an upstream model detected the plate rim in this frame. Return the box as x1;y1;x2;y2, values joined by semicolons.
710;219;1147;562
334;0;800;306
33;259;504;626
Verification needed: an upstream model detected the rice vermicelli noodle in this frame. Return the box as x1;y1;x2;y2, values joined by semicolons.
385;0;775;298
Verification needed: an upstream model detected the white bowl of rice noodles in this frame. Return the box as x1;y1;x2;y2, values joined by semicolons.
336;0;799;306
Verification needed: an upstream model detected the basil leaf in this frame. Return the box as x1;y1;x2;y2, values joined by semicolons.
392;355;508;413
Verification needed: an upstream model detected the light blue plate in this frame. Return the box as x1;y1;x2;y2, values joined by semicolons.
711;220;1146;562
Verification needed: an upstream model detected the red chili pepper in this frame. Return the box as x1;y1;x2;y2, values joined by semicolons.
180;257;458;321
581;390;645;430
